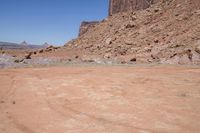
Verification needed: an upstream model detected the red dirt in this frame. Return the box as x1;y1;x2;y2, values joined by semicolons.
0;65;200;133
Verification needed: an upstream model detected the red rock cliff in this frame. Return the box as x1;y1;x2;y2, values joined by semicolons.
78;21;99;37
79;0;154;36
109;0;153;15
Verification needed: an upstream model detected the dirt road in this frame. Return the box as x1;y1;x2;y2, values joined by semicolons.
0;65;200;133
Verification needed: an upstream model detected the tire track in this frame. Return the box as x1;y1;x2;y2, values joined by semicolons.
36;74;165;133
0;73;36;133
8;116;36;133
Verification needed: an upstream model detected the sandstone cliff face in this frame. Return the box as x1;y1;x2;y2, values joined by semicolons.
109;0;153;15
79;0;153;36
79;21;99;36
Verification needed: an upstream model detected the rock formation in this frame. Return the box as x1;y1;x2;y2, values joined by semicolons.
34;0;200;65
20;41;28;47
42;42;50;48
78;21;99;36
79;0;154;36
109;0;153;16
62;0;200;65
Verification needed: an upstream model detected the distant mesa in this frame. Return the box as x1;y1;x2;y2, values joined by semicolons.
42;42;50;48
20;41;28;46
0;41;49;50
0;41;21;50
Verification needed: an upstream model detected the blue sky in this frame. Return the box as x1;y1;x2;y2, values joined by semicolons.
0;0;108;45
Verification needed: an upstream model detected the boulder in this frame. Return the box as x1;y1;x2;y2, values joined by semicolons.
130;58;137;62
191;51;200;64
14;59;20;63
75;55;79;59
39;49;44;53
179;54;192;64
125;22;136;28
81;57;95;63
25;52;32;59
125;40;135;45
195;10;200;16
195;44;200;54
105;38;112;45
154;8;160;13
104;53;112;59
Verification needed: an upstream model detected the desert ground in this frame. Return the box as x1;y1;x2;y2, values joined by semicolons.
0;65;200;133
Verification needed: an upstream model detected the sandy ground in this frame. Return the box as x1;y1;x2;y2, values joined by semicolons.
0;65;200;133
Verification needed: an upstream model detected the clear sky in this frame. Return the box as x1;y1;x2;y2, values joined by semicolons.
0;0;108;45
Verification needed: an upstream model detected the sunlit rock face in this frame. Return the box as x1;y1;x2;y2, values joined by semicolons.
109;0;153;15
79;0;154;36
78;21;99;37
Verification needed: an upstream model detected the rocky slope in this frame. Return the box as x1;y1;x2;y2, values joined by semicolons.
61;0;200;65
79;0;153;37
109;0;153;16
79;21;100;36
